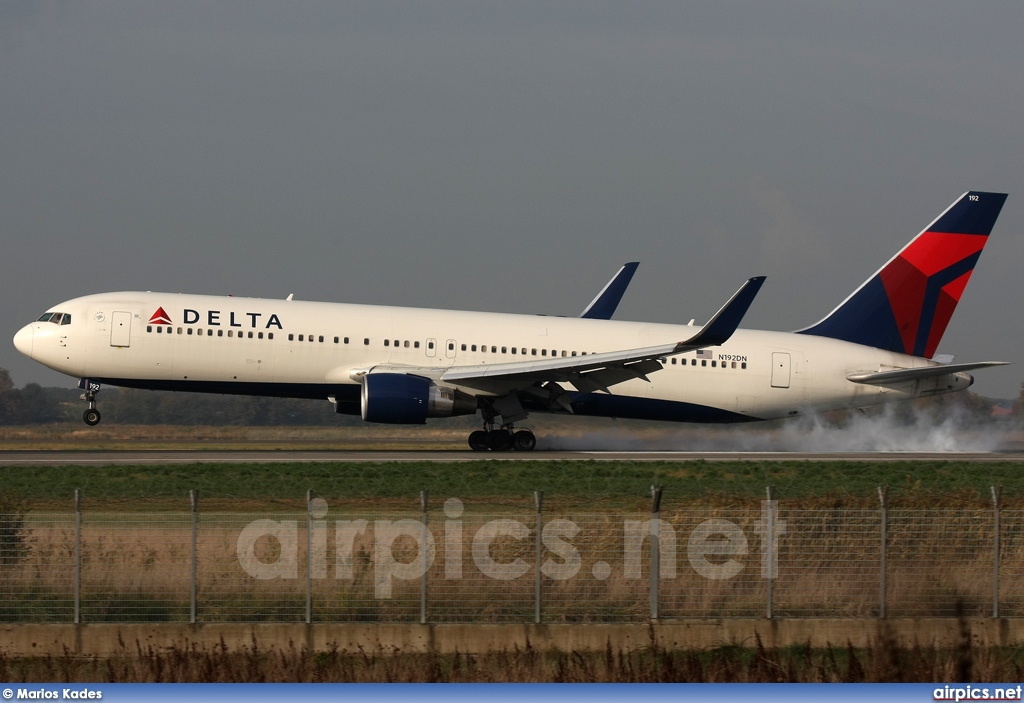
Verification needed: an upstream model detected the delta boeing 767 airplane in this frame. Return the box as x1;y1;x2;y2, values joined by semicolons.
12;191;1009;451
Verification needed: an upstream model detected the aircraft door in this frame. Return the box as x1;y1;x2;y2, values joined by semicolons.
445;339;457;359
110;311;132;348
425;338;437;358
771;352;791;388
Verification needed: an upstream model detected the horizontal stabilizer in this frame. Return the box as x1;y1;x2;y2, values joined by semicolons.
847;361;1009;385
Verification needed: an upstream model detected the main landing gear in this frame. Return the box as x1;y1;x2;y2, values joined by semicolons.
468;422;537;452
79;379;101;426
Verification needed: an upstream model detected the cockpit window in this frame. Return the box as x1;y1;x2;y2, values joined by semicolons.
37;312;70;324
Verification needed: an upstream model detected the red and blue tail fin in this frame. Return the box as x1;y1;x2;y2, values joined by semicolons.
798;191;1007;357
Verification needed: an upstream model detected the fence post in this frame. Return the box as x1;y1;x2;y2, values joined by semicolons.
993;485;1002;619
765;486;774;620
190;489;198;625
878;486;888;619
421;490;429;625
74;488;81;625
305;489;314;625
650;485;663;621
534;491;543;624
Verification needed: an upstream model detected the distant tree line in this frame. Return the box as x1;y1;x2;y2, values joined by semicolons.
0;368;344;426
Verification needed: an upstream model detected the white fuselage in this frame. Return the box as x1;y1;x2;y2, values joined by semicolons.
13;291;972;423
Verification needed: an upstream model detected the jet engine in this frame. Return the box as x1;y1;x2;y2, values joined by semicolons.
360;373;477;424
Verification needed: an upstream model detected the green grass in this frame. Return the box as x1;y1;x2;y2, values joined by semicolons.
4;460;1024;510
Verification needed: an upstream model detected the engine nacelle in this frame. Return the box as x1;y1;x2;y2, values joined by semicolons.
361;373;477;424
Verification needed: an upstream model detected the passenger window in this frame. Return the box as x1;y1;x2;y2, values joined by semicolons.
218;330;224;337
471;345;477;352
259;332;264;339
404;341;410;348
156;326;162;334
741;362;747;369
414;341;419;348
571;351;577;357
671;358;676;365
531;349;537;356
319;335;324;343
731;361;736;369
384;339;390;347
491;346;496;353
187;328;193;336
228;330;233;338
541;349;547;356
561;351;567;357
344;337;349;344
147;326;152;333
289;334;294;341
712;361;716;368
512;348;517;354
298;334;304;342
501;346;507;354
481;346;487;353
461;344;467;351
248;332;254;339
268;333;274;340
177;328;183;334
691;359;696;366
309;335;314;343
365;338;370;345
701;359;706;367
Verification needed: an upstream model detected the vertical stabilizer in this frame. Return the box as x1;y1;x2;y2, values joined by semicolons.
798;191;1007;357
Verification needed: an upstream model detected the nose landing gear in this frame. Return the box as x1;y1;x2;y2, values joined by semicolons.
79;379;101;426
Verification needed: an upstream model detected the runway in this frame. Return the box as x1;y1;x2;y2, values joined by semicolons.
1;449;1023;465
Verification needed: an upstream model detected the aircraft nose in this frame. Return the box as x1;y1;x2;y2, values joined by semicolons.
13;324;33;358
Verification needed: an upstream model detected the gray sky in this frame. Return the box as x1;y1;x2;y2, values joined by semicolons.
2;1;1022;398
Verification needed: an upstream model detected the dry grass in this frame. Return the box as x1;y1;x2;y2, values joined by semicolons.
6;504;1023;622
1;621;1022;682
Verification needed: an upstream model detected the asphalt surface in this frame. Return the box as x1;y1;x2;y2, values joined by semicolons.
1;450;1023;465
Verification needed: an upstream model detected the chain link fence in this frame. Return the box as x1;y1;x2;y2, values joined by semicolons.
0;488;1014;623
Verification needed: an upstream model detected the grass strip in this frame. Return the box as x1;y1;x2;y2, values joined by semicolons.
3;460;1024;510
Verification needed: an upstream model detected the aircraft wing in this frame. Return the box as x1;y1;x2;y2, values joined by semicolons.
579;262;639;319
439;276;765;395
847;361;1010;385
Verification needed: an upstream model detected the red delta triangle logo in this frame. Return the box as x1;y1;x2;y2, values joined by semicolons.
149;307;172;325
